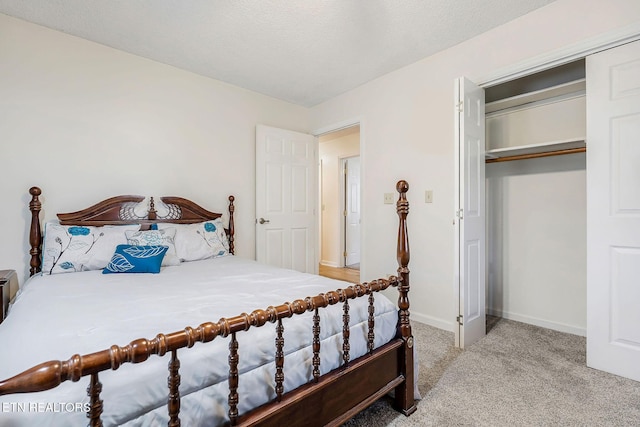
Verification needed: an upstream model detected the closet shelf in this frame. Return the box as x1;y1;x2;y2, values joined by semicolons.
485;79;586;114
485;139;586;163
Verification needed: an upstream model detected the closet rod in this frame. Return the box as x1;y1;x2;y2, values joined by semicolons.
485;147;586;163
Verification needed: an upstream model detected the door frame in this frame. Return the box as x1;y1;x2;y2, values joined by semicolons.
313;117;364;273
455;24;640;347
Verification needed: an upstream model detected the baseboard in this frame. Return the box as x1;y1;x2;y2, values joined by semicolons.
320;260;339;268
487;308;586;337
410;311;454;332
407;310;585;336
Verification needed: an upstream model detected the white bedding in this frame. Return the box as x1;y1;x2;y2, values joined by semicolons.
0;256;399;426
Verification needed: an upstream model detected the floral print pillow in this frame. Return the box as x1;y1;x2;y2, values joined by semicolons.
158;218;229;262
41;222;139;274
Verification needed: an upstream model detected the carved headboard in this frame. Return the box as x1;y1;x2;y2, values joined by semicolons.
28;187;235;276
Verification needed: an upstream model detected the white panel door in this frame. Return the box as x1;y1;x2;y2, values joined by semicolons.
454;77;486;349
256;125;317;273
345;156;361;267
586;40;640;381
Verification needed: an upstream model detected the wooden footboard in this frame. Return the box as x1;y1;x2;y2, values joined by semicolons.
0;181;414;426
240;340;405;426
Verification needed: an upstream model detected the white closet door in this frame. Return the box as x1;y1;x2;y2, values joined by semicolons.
587;40;640;382
454;77;486;349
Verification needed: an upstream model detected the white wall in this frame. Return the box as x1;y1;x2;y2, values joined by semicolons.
319;130;360;267
309;0;640;331
0;14;309;287
487;154;587;335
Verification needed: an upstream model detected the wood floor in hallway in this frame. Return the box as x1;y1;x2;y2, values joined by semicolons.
318;264;360;284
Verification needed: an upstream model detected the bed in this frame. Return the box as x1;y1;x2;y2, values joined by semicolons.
0;181;415;426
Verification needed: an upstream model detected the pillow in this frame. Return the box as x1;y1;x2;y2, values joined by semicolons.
41;222;140;275
125;228;180;266
102;245;168;274
158;219;229;262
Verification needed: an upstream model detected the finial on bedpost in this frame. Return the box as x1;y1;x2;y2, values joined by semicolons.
228;196;235;255
29;187;42;276
148;197;157;221
396;180;409;275
395;179;416;415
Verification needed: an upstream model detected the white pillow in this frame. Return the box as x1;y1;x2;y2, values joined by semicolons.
159;219;229;262
42;222;139;275
125;228;180;266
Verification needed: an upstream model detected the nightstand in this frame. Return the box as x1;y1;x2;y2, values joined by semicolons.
0;270;17;323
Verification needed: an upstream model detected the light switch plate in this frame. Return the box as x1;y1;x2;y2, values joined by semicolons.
384;193;394;204
425;190;433;203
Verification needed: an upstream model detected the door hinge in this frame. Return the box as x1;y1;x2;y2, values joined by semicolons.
456;315;464;325
456;209;464;220
343;251;348;257
343;210;347;217
456;100;464;113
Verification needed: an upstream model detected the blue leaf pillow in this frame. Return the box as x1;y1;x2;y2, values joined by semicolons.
102;245;168;274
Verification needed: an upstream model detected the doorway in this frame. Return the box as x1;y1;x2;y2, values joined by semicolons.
457;40;640;382
318;125;361;283
455;62;588;348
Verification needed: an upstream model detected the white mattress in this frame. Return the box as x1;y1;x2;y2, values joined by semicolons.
0;256;399;426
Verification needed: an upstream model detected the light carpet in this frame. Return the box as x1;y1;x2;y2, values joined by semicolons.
343;319;640;426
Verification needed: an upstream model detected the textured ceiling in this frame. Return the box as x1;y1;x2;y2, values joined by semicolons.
0;1;556;106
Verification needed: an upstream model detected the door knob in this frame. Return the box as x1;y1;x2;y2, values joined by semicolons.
258;218;270;224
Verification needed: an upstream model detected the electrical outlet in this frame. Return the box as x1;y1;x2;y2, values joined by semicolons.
425;190;433;203
384;193;394;204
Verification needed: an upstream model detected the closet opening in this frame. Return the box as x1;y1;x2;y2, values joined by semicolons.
484;58;587;336
458;37;640;380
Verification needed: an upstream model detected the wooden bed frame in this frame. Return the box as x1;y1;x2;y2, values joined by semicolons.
0;181;415;426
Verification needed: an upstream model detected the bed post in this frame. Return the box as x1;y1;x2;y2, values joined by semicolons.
395;180;416;415
29;187;43;277
228;195;235;255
